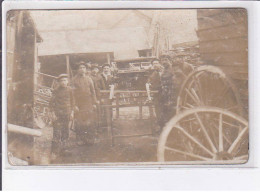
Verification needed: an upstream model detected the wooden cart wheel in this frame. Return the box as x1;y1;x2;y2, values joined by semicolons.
157;107;248;164
176;66;243;116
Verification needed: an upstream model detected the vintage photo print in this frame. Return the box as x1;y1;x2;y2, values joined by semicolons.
6;9;248;166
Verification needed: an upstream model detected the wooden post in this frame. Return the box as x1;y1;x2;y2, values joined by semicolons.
8;124;42;137
106;104;113;145
116;93;119;119
106;53;111;64
66;55;70;81
33;31;40;87
139;99;143;120
149;104;155;134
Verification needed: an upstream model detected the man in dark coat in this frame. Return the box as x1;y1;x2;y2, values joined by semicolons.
49;74;75;156
147;59;164;128
160;62;177;123
99;63;114;128
91;64;105;100
72;61;98;145
91;64;104;130
100;63;114;90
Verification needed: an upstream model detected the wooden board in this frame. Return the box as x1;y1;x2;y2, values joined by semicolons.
199;37;247;53
197;23;247;41
200;51;248;67
197;9;223;17
197;9;247;30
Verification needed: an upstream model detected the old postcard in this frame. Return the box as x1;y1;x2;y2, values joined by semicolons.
6;9;248;165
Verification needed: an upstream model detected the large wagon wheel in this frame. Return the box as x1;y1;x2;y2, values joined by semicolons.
157;107;248;164
176;66;243;116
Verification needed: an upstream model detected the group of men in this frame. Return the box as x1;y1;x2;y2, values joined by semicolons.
49;61;114;156
49;58;177;157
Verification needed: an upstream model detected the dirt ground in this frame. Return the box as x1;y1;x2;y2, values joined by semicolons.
33;107;160;165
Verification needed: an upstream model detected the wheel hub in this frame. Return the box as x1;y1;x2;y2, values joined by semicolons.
214;152;233;160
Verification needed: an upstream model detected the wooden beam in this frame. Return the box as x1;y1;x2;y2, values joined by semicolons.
106;53;111;64
8;124;42;137
66;55;70;81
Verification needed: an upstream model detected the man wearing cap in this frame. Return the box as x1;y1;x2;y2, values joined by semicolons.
100;64;114;90
98;64;115;129
147;59;165;128
91;64;105;100
49;74;75;157
90;64;105;130
72;61;98;145
160;62;177;124
85;62;93;77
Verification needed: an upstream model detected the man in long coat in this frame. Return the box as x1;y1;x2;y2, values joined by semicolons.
100;63;114;90
147;59;165;128
72;61;98;145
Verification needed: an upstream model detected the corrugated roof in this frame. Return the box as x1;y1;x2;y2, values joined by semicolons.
37;27;151;60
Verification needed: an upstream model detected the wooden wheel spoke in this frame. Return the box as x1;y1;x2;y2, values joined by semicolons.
181;106;190;110
226;105;240;111
212;123;232;145
186;103;195;108
194;77;204;102
194;113;218;153
175;125;214;157
228;126;248;154
233;155;248;160
185;88;201;106
165;146;212;161
218;113;224;152
218;119;240;129
191;88;202;105
223;133;232;145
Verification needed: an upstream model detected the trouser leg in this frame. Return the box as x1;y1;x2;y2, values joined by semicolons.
153;94;164;128
61;116;70;142
52;120;61;154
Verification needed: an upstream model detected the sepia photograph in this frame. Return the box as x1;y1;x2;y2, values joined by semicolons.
6;8;248;166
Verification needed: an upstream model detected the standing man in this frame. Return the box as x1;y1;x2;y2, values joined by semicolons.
49;74;75;157
73;61;98;145
147;58;164;128
99;63;114;128
85;62;92;77
161;62;176;123
91;64;105;130
100;63;114;90
91;64;105;100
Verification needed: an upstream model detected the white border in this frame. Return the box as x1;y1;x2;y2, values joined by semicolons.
2;0;260;190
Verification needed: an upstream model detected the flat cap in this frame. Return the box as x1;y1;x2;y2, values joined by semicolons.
102;63;110;68
57;74;68;81
77;61;86;68
91;64;99;70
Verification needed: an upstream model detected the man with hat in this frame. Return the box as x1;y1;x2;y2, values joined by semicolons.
147;58;165;128
91;64;105;130
72;61;98;145
98;63;115;128
49;74;75;157
85;61;93;77
160;62;177;124
91;64;105;101
100;63;114;90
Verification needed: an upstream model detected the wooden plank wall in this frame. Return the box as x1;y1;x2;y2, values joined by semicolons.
197;8;248;114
